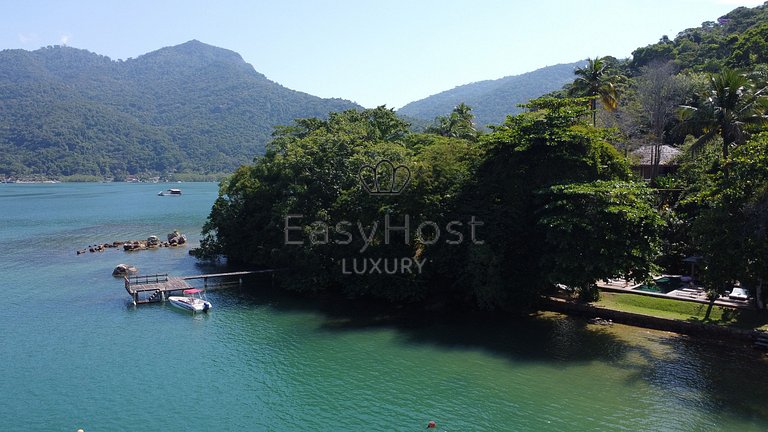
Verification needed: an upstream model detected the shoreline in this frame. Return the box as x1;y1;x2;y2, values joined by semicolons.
541;296;763;344
238;278;766;347
1;179;222;184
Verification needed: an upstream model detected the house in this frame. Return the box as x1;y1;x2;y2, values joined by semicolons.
631;144;681;179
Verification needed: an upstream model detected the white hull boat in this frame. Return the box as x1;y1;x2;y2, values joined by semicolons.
158;188;182;196
168;289;212;313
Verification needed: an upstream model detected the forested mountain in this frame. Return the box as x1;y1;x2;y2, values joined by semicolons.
0;40;360;179
397;61;585;128
629;3;768;72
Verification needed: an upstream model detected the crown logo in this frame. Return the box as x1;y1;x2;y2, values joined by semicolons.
358;159;411;196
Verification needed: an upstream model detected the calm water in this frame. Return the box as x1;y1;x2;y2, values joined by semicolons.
2;183;768;431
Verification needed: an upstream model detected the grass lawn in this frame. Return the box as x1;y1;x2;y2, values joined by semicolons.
594;291;768;330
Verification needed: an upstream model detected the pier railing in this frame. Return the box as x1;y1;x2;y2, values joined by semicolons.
126;273;169;285
122;269;283;305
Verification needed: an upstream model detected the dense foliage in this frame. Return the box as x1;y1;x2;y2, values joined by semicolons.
199;2;768;313
538;181;663;300
0;40;360;179
201;107;484;301
595;6;768;309
201;100;662;310
425;98;659;308
629;4;768;72
690;134;768;308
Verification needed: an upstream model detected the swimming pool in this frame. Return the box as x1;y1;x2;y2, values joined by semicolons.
634;276;684;293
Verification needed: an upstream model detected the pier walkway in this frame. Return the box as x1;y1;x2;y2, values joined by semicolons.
124;270;277;305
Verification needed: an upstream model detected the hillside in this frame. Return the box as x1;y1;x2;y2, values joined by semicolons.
397;61;585;128
0;40;360;179
629;3;768;72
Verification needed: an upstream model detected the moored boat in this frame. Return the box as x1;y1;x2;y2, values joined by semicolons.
168;289;212;313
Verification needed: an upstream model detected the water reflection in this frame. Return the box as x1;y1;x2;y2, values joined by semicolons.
235;287;768;429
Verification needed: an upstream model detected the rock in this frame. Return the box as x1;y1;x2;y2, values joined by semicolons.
588;317;613;326
112;263;138;276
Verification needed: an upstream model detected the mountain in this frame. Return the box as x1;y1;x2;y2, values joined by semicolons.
629;3;768;72
397;61;585;128
0;40;360;179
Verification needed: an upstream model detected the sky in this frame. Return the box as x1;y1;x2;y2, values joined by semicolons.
2;0;766;108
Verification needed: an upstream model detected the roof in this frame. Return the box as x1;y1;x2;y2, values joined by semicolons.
631;145;681;166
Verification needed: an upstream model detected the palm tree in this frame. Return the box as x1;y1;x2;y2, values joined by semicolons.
568;57;621;126
427;102;479;141
679;68;768;160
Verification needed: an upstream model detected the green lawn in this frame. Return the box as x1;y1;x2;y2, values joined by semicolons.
594;292;768;330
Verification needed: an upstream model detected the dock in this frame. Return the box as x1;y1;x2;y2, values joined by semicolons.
124;270;277;305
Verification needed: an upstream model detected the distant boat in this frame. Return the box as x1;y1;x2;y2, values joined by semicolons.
158;188;182;196
168;289;212;313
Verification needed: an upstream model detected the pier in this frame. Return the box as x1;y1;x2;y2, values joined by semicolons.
124;270;277;305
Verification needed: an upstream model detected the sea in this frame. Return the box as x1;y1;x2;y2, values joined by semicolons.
2;182;768;431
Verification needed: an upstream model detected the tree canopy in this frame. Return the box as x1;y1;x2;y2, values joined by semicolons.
0;41;360;179
201;100;662;310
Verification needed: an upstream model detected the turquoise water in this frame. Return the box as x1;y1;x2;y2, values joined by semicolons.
636;276;683;293
2;183;768;431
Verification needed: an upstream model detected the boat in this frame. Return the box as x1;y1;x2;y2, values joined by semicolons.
168;289;212;313
158;188;182;196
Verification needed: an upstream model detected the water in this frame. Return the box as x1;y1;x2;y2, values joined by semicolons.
2;183;768;431
636;276;683;293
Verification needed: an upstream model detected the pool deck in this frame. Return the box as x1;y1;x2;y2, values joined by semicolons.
596;279;753;309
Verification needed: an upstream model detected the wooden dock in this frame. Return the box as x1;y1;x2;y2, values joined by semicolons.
124;270;277;305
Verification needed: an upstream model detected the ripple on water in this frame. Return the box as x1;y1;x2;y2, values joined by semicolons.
4;184;768;431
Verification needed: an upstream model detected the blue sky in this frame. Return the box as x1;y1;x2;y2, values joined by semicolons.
2;0;765;108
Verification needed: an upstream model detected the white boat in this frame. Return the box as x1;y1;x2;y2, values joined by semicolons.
158;188;182;196
168;289;212;313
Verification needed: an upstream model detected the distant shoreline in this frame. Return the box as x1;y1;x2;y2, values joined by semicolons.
2;172;229;184
2;177;225;184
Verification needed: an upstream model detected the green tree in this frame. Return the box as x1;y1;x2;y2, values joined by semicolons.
538;181;664;301
679;68;768;161
202;98;662;312
730;22;768;67
568;57;622;126
200;107;483;302
630;39;675;70
426;103;480;141
433;98;646;310
692;133;768;314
